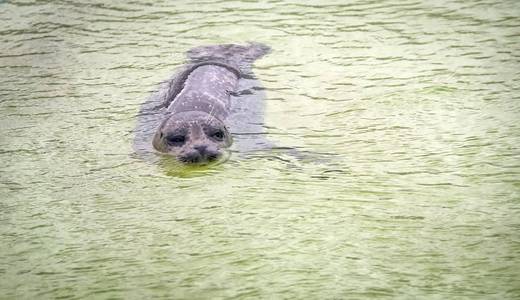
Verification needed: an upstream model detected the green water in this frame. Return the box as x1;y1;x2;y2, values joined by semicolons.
1;0;519;299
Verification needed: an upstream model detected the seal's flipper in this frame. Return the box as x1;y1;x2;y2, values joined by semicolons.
187;42;271;74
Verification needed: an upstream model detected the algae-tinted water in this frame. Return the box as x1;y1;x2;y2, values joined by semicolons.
1;0;519;299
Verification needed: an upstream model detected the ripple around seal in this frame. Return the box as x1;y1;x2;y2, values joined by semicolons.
1;0;520;299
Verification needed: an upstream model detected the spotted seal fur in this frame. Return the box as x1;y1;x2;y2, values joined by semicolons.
133;43;271;164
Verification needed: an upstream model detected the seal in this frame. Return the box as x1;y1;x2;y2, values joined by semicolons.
133;43;271;165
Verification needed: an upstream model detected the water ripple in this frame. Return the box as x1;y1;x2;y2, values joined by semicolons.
1;0;520;298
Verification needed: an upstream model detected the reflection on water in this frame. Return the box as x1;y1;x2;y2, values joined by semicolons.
1;0;519;298
158;155;230;178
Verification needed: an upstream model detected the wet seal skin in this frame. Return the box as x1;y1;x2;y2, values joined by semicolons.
152;111;232;164
134;43;271;165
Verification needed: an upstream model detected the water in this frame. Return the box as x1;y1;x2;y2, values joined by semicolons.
1;0;519;298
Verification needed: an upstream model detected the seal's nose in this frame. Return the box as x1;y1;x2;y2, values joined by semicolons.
195;145;220;162
194;145;207;153
179;145;220;164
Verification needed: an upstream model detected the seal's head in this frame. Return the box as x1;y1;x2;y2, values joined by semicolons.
153;111;232;164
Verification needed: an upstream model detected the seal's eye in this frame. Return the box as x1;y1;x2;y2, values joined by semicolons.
165;135;186;146
210;130;225;141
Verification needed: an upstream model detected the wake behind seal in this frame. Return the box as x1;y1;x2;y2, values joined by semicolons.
133;43;271;165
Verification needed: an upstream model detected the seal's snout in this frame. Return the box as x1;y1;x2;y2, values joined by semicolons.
194;144;207;152
180;144;220;164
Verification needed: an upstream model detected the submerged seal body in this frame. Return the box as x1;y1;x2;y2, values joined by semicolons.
134;43;270;164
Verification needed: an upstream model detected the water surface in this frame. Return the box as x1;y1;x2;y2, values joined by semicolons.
1;0;519;298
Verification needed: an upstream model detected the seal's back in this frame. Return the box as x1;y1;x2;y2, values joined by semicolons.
133;43;271;163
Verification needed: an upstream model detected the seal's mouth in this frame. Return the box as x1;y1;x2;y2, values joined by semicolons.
177;149;230;165
178;154;218;164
